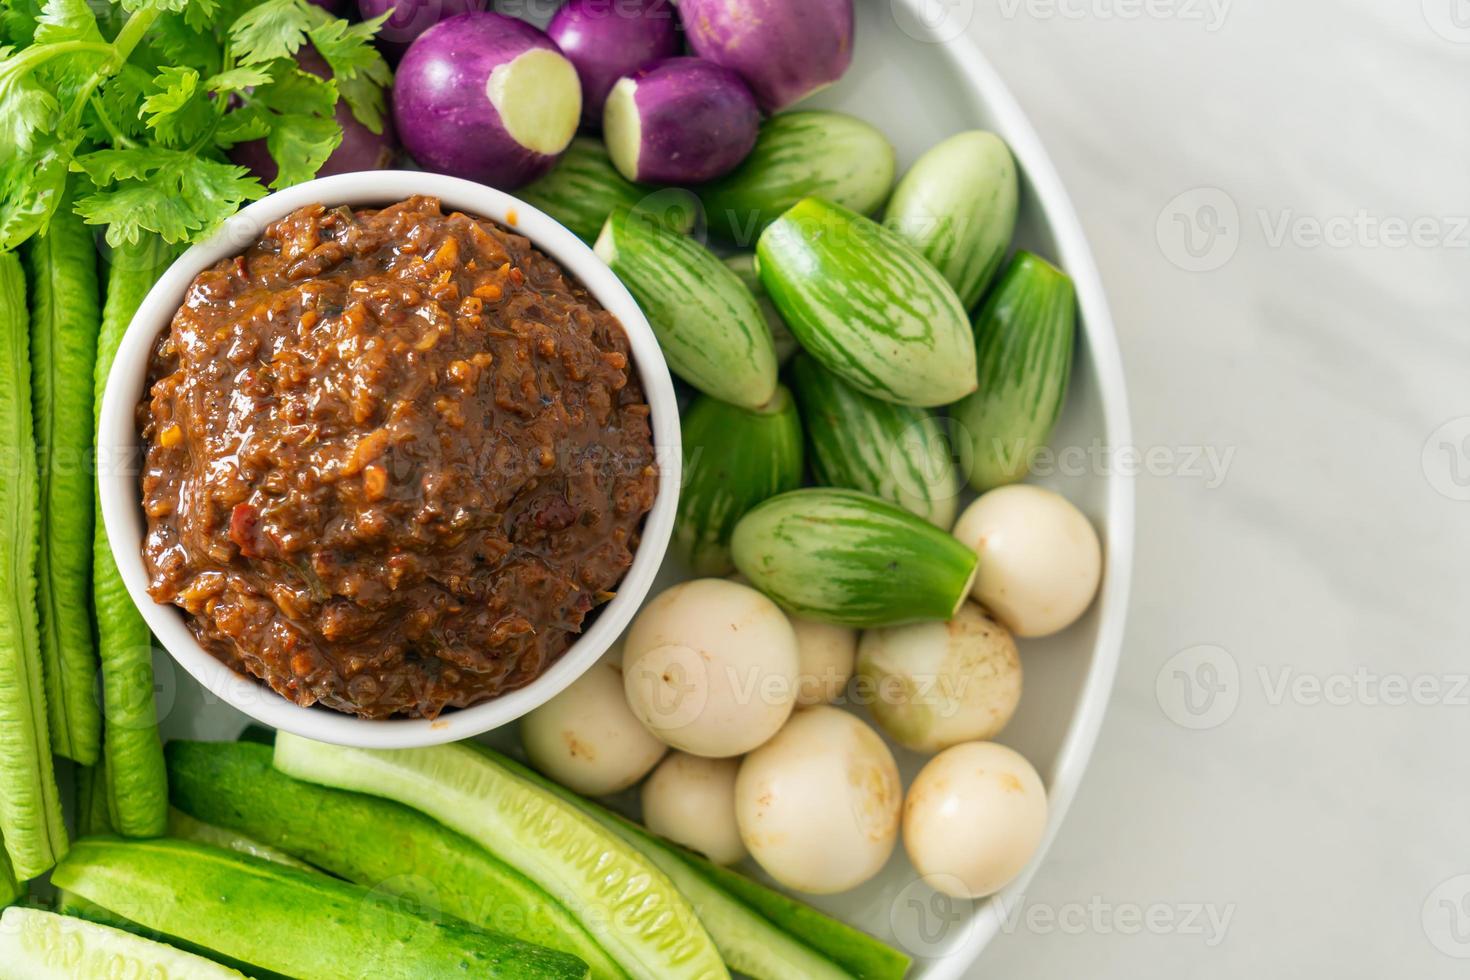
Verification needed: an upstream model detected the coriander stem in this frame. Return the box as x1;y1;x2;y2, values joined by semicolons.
58;8;163;132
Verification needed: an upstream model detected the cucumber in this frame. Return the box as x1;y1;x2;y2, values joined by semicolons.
477;746;864;980
167;740;625;980
698;112;896;245
596;208;777;410
952;252;1076;491
166;806;314;872
0;249;69;881
722;254;798;365
273;735;726;980
756;198;976;407
51;837;587;980
693;861;911;980
521;137;699;243
675;386;804;576
1;839;17;907
0;907;247;979
730;488;978;628
884;131;1019;310
790;354;959;528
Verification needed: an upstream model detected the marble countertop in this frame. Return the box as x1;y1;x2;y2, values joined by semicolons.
956;1;1470;975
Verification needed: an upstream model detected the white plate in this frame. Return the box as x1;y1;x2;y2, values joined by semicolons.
153;3;1134;975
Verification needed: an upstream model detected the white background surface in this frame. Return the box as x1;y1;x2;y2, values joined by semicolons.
946;0;1470;976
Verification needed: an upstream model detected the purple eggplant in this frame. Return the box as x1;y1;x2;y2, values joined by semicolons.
679;0;854;112
547;0;681;129
393;11;582;188
603;56;759;185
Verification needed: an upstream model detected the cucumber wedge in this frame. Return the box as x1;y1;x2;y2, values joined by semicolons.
952;252;1076;491
478;746;875;980
731;488;979;627
166;807;314;872
596;208;777;409
168;740;624;980
273;735;726;980
0;907;246;979
884;131;1019;310
52;837;584;980
722;254;798;365
693;861;911;980
790;354;959;528
676;386;804;576
1;840;18;907
522;137;699;243
699;111;896;245
756;198;976;407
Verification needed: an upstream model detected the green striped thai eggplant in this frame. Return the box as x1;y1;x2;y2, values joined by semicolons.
952;251;1076;491
884;131;1019;310
755;198;976;408
675;386;805;576
596;207;777;409
790;354;959;528
730;488;978;628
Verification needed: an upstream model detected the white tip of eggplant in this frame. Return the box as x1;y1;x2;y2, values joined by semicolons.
486;47;581;155
602;77;642;182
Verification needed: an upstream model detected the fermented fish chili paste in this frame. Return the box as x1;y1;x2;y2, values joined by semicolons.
139;197;658;719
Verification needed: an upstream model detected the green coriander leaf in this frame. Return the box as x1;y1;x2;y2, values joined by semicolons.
84;62;151;144
183;0;219;31
206;64;272;93
119;0;191;15
0;140;71;251
1;0;43;47
74;147;266;246
337;70;386;134
142;65;216;147
0;58;57;168
254;63;336;118
145;13;222;76
305;12;389;83
230;0;314;65
263;113;340;188
33;0;103;45
215;104;269;146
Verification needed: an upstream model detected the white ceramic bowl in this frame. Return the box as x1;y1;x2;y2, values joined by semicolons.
96;170;682;750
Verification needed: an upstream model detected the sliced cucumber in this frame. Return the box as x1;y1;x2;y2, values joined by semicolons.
884;131;1019;310
596;208;777;410
521;137;699;243
952;252;1076;491
0;907;246;979
166;806;313;872
790;354;959;528
693;861;911;980
273;736;726;980
699;111;895;245
478;746;859;980
168;740;624;980
51;838;586;980
756;198;976;407
731;488;979;628
722;254;798;365
676;386;804;576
